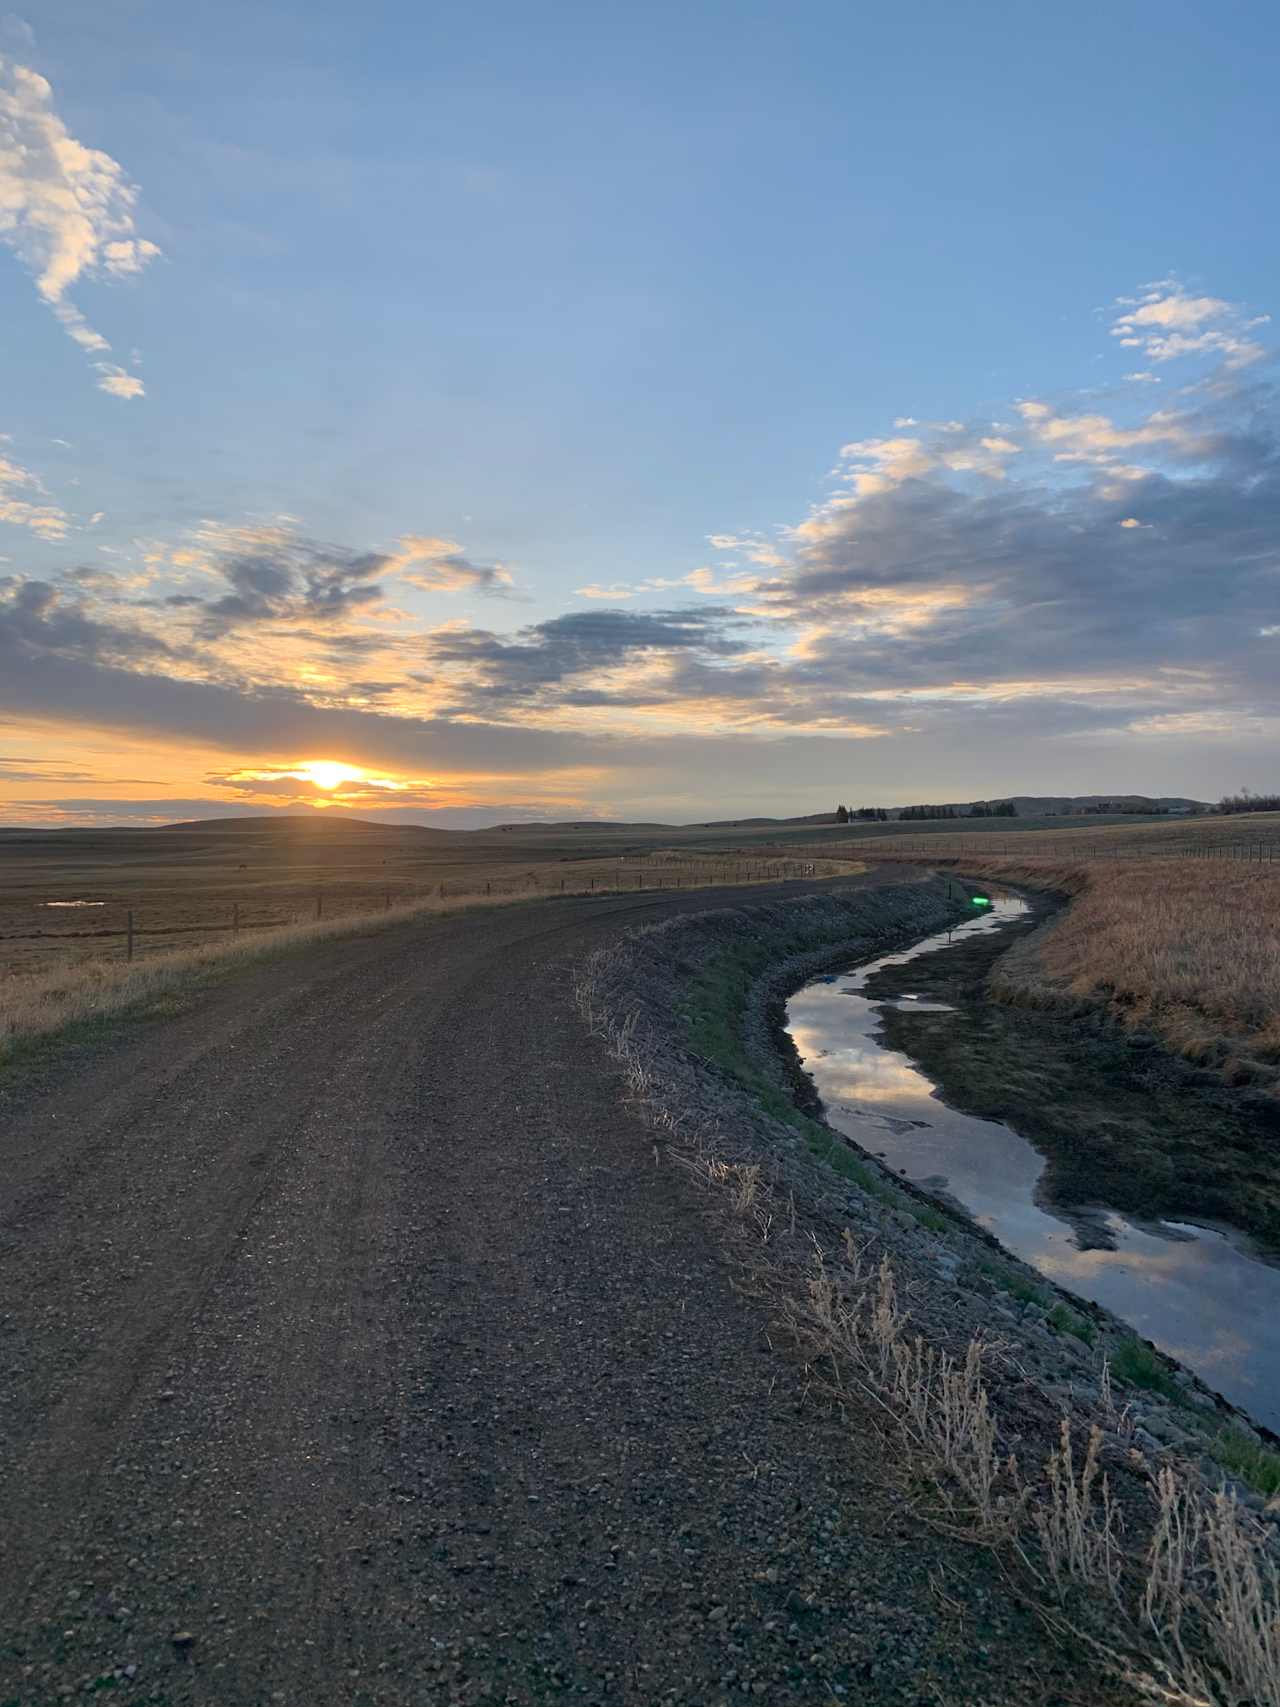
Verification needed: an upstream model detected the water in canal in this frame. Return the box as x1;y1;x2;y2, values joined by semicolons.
786;898;1280;1430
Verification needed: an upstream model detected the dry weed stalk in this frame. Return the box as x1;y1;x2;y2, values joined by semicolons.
1032;1420;1123;1602
799;1248;1018;1534
1144;1470;1280;1706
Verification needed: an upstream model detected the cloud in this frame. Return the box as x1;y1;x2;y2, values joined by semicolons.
390;534;515;596
831;424;1023;501
1015;399;1210;466
778;392;1280;723
422;606;756;714
0;574;176;662
153;521;511;638
574;583;636;600
0;15;35;48
0;56;158;396
0;756;92;781
94;366;146;400
1110;283;1267;369
706;531;787;569
0;448;69;537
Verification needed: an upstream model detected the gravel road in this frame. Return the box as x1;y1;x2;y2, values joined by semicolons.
0;879;1113;1706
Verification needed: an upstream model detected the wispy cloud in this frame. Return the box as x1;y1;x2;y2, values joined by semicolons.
574;582;636;600
0;447;68;537
0;15;35;49
1109;281;1269;369
0;56;159;397
391;534;516;597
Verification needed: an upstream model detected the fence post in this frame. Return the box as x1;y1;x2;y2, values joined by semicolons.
233;902;239;935
126;909;134;962
316;893;323;921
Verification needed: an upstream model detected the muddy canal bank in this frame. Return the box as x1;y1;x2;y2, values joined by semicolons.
870;894;1280;1252
786;893;1280;1429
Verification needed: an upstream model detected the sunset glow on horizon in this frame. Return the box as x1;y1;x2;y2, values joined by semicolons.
2;5;1277;829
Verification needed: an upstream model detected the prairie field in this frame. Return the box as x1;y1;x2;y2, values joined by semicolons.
6;808;1278;1086
0;816;860;1060
0;817;857;977
836;808;1280;862
870;845;1280;1089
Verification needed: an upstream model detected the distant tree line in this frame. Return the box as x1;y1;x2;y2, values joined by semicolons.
833;801;1016;822
1075;801;1169;816
1218;789;1280;816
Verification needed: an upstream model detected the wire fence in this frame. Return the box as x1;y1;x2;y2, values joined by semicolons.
10;854;840;965
836;836;1280;863
16;834;1276;972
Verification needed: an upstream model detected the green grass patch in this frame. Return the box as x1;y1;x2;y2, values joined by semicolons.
1209;1430;1280;1499
1046;1301;1096;1345
975;1256;1050;1307
908;1202;952;1234
679;926;961;1217
973;1260;1095;1341
1110;1335;1181;1399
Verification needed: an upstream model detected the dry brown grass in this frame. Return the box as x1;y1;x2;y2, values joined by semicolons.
0;891;492;1063
0;818;860;978
1;842;863;1063
1020;860;1280;1068
838;809;1280;863
870;851;1280;1085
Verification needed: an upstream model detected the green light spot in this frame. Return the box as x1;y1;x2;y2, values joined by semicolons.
972;896;992;907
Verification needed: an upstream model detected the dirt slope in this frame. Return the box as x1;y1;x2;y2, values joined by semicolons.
0;878;1116;1705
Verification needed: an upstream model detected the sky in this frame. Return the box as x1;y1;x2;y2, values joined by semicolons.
1;0;1278;828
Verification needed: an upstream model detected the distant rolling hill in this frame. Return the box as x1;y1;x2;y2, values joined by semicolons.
975;794;1206;816
485;797;1208;832
159;814;457;840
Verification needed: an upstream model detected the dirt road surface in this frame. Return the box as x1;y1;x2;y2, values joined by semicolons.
0;878;1109;1706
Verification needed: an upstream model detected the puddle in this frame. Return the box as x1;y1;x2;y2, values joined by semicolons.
787;898;1280;1430
44;900;106;908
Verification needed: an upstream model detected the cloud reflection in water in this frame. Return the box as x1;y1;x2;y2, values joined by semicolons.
787;903;1280;1428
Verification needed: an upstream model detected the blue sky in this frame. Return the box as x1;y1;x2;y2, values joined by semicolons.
1;0;1278;824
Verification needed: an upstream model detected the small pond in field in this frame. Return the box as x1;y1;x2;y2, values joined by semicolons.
786;898;1280;1431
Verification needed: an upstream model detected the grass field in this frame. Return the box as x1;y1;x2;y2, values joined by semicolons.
6;807;1278;1088
857;843;1280;1092
0;816;868;1059
833;808;1280;861
997;856;1280;1075
0;817;859;979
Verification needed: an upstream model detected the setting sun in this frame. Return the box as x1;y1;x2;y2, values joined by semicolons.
297;760;366;791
